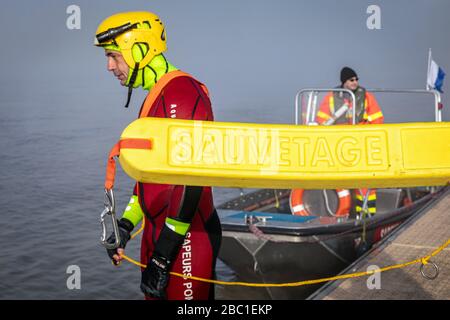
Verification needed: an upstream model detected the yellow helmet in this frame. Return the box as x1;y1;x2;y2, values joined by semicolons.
94;11;167;69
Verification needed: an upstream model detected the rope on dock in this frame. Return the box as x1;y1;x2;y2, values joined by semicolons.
119;237;449;287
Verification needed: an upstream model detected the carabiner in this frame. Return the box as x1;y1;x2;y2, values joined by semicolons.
100;188;122;250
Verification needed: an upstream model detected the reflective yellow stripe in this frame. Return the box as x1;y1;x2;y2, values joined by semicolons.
368;111;383;122
122;195;144;227
329;96;335;114
356;193;376;201
355;206;377;213
317;111;331;120
166;217;190;236
363;112;369;120
367;194;377;201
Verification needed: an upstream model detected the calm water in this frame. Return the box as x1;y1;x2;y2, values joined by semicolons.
0;84;261;300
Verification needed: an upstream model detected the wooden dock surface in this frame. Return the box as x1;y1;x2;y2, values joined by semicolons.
311;188;450;300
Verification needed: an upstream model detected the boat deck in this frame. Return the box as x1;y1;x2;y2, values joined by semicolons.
310;187;450;300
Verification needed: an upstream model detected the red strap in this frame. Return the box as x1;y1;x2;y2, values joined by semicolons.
104;138;153;190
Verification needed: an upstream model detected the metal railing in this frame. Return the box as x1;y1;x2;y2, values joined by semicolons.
294;88;442;125
295;88;356;125
365;89;442;122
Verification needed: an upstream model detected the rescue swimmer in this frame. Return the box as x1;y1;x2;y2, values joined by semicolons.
95;11;222;300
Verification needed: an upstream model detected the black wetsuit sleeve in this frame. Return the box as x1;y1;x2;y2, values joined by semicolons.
173;186;203;223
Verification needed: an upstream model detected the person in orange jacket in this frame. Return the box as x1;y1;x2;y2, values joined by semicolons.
316;67;384;216
316;67;384;125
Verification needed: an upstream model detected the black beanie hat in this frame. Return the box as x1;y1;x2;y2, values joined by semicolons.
340;67;358;84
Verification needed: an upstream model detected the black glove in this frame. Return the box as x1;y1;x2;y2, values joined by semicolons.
106;218;134;264
140;254;171;299
140;222;186;299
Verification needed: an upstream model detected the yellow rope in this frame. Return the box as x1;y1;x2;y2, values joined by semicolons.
120;237;450;288
121;254;146;268
130;218;145;240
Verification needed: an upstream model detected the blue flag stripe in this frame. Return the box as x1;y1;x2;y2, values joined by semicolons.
435;67;446;93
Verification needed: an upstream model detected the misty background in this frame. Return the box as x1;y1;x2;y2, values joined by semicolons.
0;0;449;299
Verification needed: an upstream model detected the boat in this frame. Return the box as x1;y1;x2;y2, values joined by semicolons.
216;186;446;299
215;88;447;299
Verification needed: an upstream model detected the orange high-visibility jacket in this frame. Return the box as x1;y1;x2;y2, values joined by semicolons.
316;89;384;125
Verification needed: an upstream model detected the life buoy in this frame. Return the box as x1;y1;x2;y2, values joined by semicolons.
289;189;351;217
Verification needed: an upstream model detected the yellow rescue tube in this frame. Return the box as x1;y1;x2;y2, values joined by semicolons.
117;117;450;189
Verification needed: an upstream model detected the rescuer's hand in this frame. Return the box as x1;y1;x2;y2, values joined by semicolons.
140;254;171;299
106;218;133;265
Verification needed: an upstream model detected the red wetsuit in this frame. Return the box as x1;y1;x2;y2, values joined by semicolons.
135;74;221;300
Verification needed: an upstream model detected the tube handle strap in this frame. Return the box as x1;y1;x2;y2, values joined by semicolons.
105;138;153;190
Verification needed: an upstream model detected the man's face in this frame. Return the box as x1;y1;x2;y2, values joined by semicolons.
105;50;129;86
343;77;359;91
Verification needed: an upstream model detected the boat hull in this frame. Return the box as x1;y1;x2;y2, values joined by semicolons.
216;189;439;299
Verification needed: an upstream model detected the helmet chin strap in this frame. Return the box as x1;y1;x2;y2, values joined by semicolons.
124;62;140;108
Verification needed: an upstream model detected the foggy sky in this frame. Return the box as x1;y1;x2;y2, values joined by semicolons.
1;0;449;124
